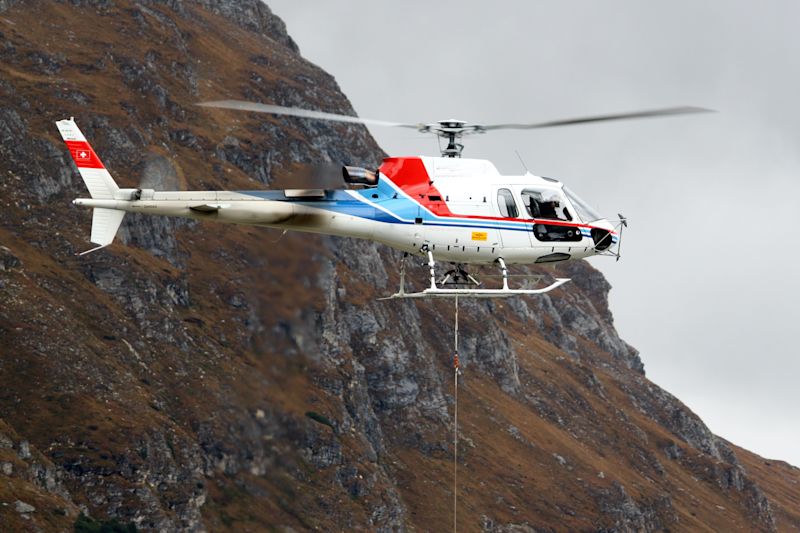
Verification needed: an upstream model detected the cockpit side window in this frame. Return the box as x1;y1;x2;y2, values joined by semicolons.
521;188;572;221
520;189;543;218
497;188;519;218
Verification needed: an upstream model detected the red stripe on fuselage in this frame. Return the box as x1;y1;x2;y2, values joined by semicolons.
64;140;105;169
378;156;612;232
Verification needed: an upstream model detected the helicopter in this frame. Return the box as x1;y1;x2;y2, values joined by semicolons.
58;103;709;299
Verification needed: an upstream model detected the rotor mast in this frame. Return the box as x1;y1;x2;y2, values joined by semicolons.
419;120;486;158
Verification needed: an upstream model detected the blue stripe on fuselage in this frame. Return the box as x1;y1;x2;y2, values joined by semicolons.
235;183;596;235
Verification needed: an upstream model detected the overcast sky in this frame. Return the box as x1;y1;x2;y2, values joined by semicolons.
265;0;800;466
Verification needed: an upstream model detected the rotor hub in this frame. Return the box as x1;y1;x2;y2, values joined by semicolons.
418;120;486;158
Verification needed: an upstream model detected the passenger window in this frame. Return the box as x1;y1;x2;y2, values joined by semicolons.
497;188;519;218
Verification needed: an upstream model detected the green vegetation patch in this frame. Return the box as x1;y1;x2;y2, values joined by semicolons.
304;411;334;429
74;513;137;533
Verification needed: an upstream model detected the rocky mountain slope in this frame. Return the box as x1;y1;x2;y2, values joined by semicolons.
0;1;798;531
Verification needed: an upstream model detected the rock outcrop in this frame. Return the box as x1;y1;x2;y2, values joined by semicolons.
0;1;798;531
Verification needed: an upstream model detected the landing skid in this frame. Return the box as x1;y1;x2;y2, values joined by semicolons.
380;252;570;300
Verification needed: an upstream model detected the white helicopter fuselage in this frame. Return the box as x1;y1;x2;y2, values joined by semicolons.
73;157;618;265
60;119;618;265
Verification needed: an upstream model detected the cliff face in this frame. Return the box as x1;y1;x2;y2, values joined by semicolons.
0;1;798;532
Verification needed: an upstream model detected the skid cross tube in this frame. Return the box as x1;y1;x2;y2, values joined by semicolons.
380;255;569;300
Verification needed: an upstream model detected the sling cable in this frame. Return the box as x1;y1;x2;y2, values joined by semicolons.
452;295;461;533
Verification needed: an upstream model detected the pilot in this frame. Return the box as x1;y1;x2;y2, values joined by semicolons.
539;194;559;219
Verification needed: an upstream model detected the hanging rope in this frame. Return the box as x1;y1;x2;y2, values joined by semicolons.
453;294;460;533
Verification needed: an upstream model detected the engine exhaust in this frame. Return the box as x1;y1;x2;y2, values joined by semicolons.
342;166;378;186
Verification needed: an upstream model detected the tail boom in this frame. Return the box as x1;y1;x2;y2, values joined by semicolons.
73;196;296;226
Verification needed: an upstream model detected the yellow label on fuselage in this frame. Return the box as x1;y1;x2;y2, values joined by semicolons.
471;231;488;241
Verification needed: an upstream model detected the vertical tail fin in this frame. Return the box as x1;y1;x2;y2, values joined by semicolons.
57;119;126;254
56;118;119;199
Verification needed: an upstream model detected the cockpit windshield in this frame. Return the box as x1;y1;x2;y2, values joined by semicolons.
563;186;602;223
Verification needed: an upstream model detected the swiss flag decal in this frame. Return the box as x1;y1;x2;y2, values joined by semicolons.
65;140;105;169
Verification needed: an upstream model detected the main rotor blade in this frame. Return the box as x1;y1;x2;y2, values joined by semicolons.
197;100;419;129
482;106;714;131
